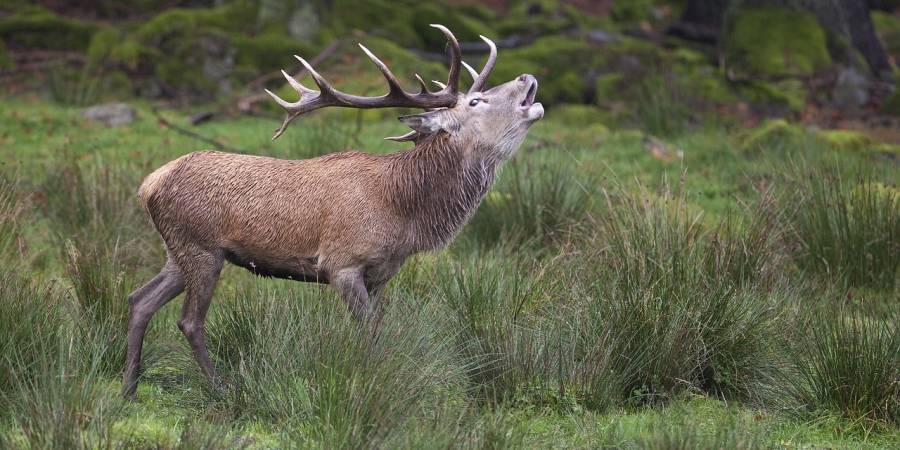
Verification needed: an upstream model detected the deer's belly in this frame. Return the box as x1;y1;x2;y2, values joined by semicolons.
223;245;327;283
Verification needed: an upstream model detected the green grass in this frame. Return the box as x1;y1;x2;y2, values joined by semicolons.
1;96;898;448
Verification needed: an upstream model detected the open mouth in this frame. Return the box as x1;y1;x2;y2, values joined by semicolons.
521;81;538;107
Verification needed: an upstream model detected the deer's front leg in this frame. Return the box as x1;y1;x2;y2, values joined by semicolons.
331;267;375;321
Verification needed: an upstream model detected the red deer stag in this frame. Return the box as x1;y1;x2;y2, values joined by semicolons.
124;25;543;398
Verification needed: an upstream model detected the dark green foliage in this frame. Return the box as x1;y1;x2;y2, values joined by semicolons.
786;166;899;290
0;6;99;52
785;304;899;429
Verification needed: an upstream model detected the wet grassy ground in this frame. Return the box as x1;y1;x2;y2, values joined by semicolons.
1;98;897;448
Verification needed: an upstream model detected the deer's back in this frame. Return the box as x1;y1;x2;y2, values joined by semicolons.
140;151;406;273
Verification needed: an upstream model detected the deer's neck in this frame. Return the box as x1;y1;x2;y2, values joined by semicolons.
386;134;497;251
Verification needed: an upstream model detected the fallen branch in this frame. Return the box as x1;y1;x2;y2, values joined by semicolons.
151;108;249;154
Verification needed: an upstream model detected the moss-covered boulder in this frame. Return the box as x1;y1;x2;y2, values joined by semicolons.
0;6;100;51
816;129;873;152
738;118;807;152
737;79;808;113
724;7;831;78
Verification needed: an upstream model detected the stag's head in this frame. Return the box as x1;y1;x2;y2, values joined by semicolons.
266;25;542;160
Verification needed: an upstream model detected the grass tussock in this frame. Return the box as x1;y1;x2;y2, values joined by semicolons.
786;165;899;291
0;275;123;450
573;185;789;407
64;240;134;376
785;303;899;430
204;282;467;448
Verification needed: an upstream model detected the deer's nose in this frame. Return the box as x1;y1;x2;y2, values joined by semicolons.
518;74;536;84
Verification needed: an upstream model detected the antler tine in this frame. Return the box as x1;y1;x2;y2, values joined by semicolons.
294;55;338;98
281;70;315;96
461;61;479;83
414;74;430;94
384;130;419;142
429;24;461;94
358;43;407;98
468;35;497;93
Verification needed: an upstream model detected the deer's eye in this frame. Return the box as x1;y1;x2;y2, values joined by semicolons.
469;98;480;107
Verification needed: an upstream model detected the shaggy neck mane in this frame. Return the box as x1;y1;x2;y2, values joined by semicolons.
385;133;497;250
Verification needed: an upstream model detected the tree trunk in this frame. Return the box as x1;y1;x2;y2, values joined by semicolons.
842;0;894;80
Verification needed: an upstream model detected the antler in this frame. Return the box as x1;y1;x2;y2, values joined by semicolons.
266;24;463;140
466;35;497;93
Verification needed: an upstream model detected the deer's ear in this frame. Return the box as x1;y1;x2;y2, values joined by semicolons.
398;110;457;134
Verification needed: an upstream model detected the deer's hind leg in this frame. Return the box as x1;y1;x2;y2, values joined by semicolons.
174;248;225;384
123;259;185;398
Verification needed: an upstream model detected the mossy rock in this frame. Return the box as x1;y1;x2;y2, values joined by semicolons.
738;79;808;113
672;49;735;105
724;7;831;78
0;6;100;51
738;119;807;152
816;129;874;152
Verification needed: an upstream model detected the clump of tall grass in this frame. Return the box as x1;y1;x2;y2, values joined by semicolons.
203;281;468;448
2;338;120;450
464;159;594;252
0;275;122;449
63;240;133;376
633;73;692;138
784;303;899;429
39;160;159;269
785;165;899;290
436;256;564;405
573;185;788;407
0;274;64;401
